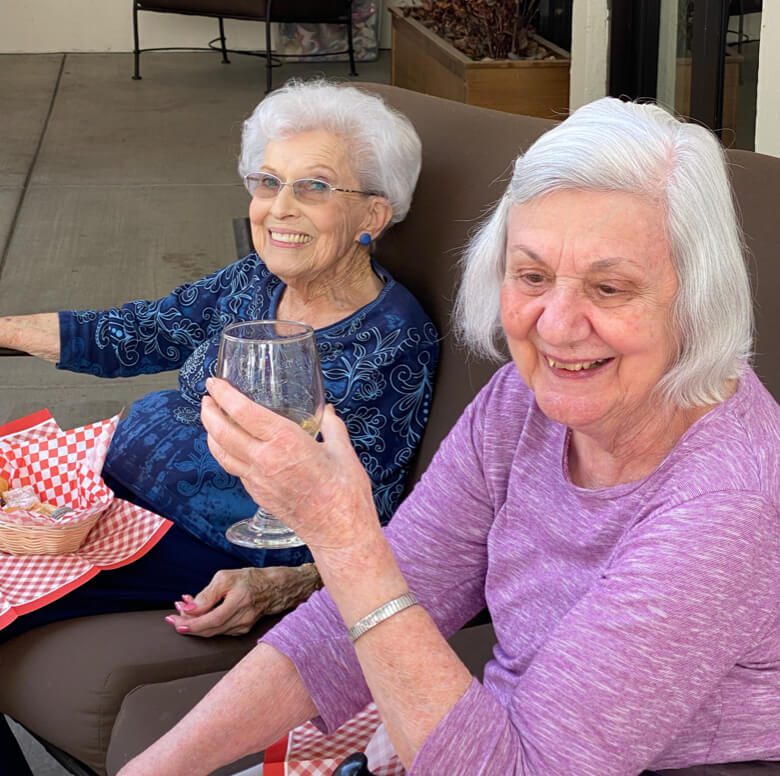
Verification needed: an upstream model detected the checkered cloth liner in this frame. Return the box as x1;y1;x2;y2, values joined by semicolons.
0;409;172;629
264;702;404;776
0;421;114;522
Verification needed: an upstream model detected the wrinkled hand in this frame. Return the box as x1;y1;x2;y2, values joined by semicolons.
201;377;379;553
167;565;322;638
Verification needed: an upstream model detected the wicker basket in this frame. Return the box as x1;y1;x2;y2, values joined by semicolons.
0;511;102;555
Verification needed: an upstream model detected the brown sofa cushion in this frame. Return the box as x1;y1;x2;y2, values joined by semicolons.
726;149;780;400
0;611;280;775
106;671;263;776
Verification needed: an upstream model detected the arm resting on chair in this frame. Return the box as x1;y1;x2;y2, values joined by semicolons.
117;642;316;776
0;313;59;361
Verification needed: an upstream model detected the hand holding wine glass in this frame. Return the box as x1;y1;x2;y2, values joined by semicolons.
215;320;325;549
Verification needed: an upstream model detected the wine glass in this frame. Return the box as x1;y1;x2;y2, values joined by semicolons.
216;320;325;549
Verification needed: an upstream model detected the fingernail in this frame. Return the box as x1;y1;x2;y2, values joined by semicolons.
174;601;185;613
176;625;190;633
181;601;197;612
206;377;214;390
182;594;194;602
165;616;176;625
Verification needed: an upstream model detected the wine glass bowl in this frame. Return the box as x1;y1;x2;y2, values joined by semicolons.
216;320;325;549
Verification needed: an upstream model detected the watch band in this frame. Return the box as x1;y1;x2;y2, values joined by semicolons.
348;592;420;643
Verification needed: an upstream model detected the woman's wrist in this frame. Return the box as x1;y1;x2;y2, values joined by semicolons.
310;526;391;589
312;530;411;633
260;563;323;614
0;313;61;362
296;563;323;596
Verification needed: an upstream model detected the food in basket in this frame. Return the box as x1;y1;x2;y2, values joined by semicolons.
0;485;72;525
2;485;39;509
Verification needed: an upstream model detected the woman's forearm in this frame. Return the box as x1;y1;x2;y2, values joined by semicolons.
199;383;473;767
118;643;317;776
0;313;60;362
313;534;472;769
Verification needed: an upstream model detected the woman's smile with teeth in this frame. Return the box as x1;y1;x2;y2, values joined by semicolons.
545;356;609;372
269;230;312;244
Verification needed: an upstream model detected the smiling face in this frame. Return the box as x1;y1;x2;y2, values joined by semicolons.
500;189;680;444
249;129;379;288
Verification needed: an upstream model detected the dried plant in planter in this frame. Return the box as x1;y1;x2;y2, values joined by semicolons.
402;0;555;61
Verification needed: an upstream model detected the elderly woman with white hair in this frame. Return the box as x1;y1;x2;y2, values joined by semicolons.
0;80;437;647
120;96;778;776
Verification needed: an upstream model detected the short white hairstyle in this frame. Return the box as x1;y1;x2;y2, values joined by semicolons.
238;79;422;226
455;97;753;408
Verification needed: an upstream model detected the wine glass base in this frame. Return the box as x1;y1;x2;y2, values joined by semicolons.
225;517;305;549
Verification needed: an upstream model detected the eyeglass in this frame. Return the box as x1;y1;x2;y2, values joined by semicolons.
244;172;377;204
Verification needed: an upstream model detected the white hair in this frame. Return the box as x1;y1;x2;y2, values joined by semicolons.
455;97;753;408
238;79;422;226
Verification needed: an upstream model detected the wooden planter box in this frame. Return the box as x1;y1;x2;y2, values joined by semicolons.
390;7;570;119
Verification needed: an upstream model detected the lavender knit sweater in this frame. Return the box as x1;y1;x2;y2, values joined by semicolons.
264;364;780;775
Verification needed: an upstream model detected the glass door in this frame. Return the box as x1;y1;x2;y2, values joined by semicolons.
611;0;762;149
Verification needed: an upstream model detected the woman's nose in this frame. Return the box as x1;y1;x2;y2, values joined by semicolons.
535;285;591;346
269;184;299;216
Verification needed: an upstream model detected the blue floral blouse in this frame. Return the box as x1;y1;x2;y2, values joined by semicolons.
57;254;439;566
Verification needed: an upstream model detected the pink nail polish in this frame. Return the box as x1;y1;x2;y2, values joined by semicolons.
165;615;176;624
182;601;197;612
176;625;190;633
174;601;185;613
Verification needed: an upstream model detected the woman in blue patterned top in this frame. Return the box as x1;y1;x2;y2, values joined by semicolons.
0;80;438;643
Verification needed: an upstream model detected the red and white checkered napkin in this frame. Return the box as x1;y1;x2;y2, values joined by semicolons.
263;702;404;776
0;409;172;630
0;411;118;524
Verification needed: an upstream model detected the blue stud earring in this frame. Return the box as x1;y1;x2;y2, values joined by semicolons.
358;232;372;246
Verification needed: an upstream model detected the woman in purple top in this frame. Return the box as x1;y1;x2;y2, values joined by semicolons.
120;98;779;776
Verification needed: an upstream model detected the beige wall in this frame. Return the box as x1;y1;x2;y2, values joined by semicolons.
0;2;268;52
755;4;780;157
0;1;397;53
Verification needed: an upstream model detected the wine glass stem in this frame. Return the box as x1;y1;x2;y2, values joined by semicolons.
225;508;305;549
251;508;288;535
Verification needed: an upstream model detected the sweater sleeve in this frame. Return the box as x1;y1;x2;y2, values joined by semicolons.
262;380;500;732
410;491;780;776
57;257;255;377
